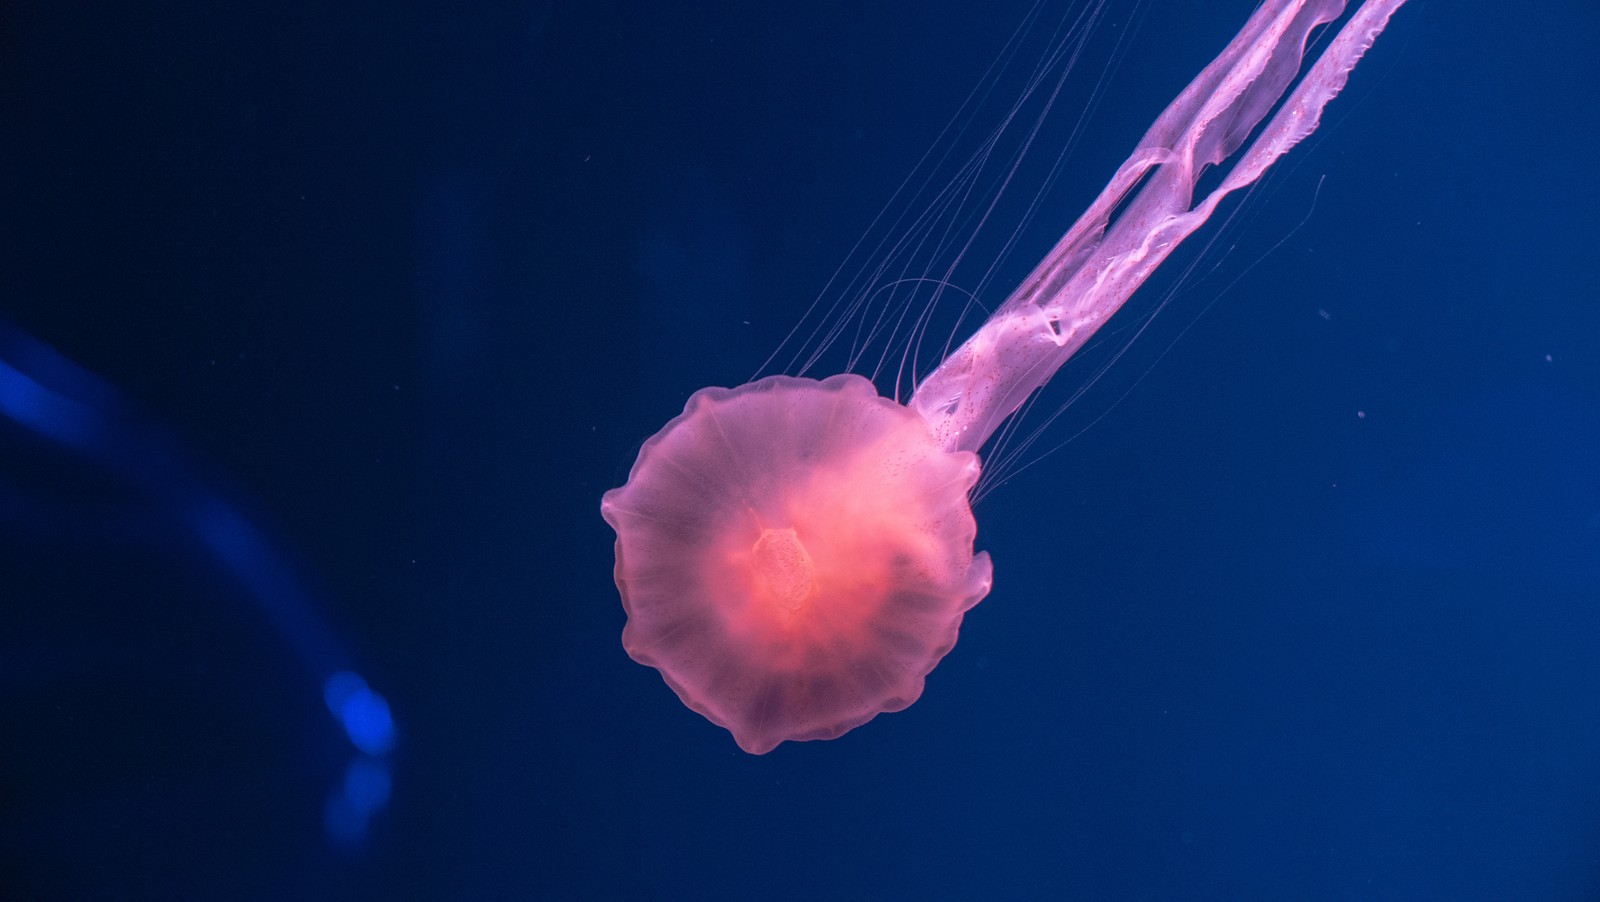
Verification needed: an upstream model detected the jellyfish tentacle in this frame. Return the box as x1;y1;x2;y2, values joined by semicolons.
912;0;1408;454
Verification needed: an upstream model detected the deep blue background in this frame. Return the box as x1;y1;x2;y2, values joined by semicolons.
3;0;1598;899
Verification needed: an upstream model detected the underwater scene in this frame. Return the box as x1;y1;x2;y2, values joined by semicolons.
2;1;1597;899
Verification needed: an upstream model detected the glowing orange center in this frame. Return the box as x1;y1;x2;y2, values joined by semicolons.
750;527;815;613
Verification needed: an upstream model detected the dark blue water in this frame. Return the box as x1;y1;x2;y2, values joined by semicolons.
3;1;1597;899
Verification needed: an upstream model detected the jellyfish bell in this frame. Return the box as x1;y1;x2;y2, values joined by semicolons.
601;374;992;755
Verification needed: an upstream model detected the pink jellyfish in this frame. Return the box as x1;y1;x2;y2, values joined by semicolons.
603;0;1409;754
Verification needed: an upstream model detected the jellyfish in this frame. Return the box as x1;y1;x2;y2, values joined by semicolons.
603;0;1409;754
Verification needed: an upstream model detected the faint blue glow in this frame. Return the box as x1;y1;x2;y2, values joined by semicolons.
324;792;367;845
0;357;96;447
324;755;393;846
323;670;396;755
321;674;395;846
343;756;392;811
193;500;259;572
323;670;365;711
0;317;401;852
